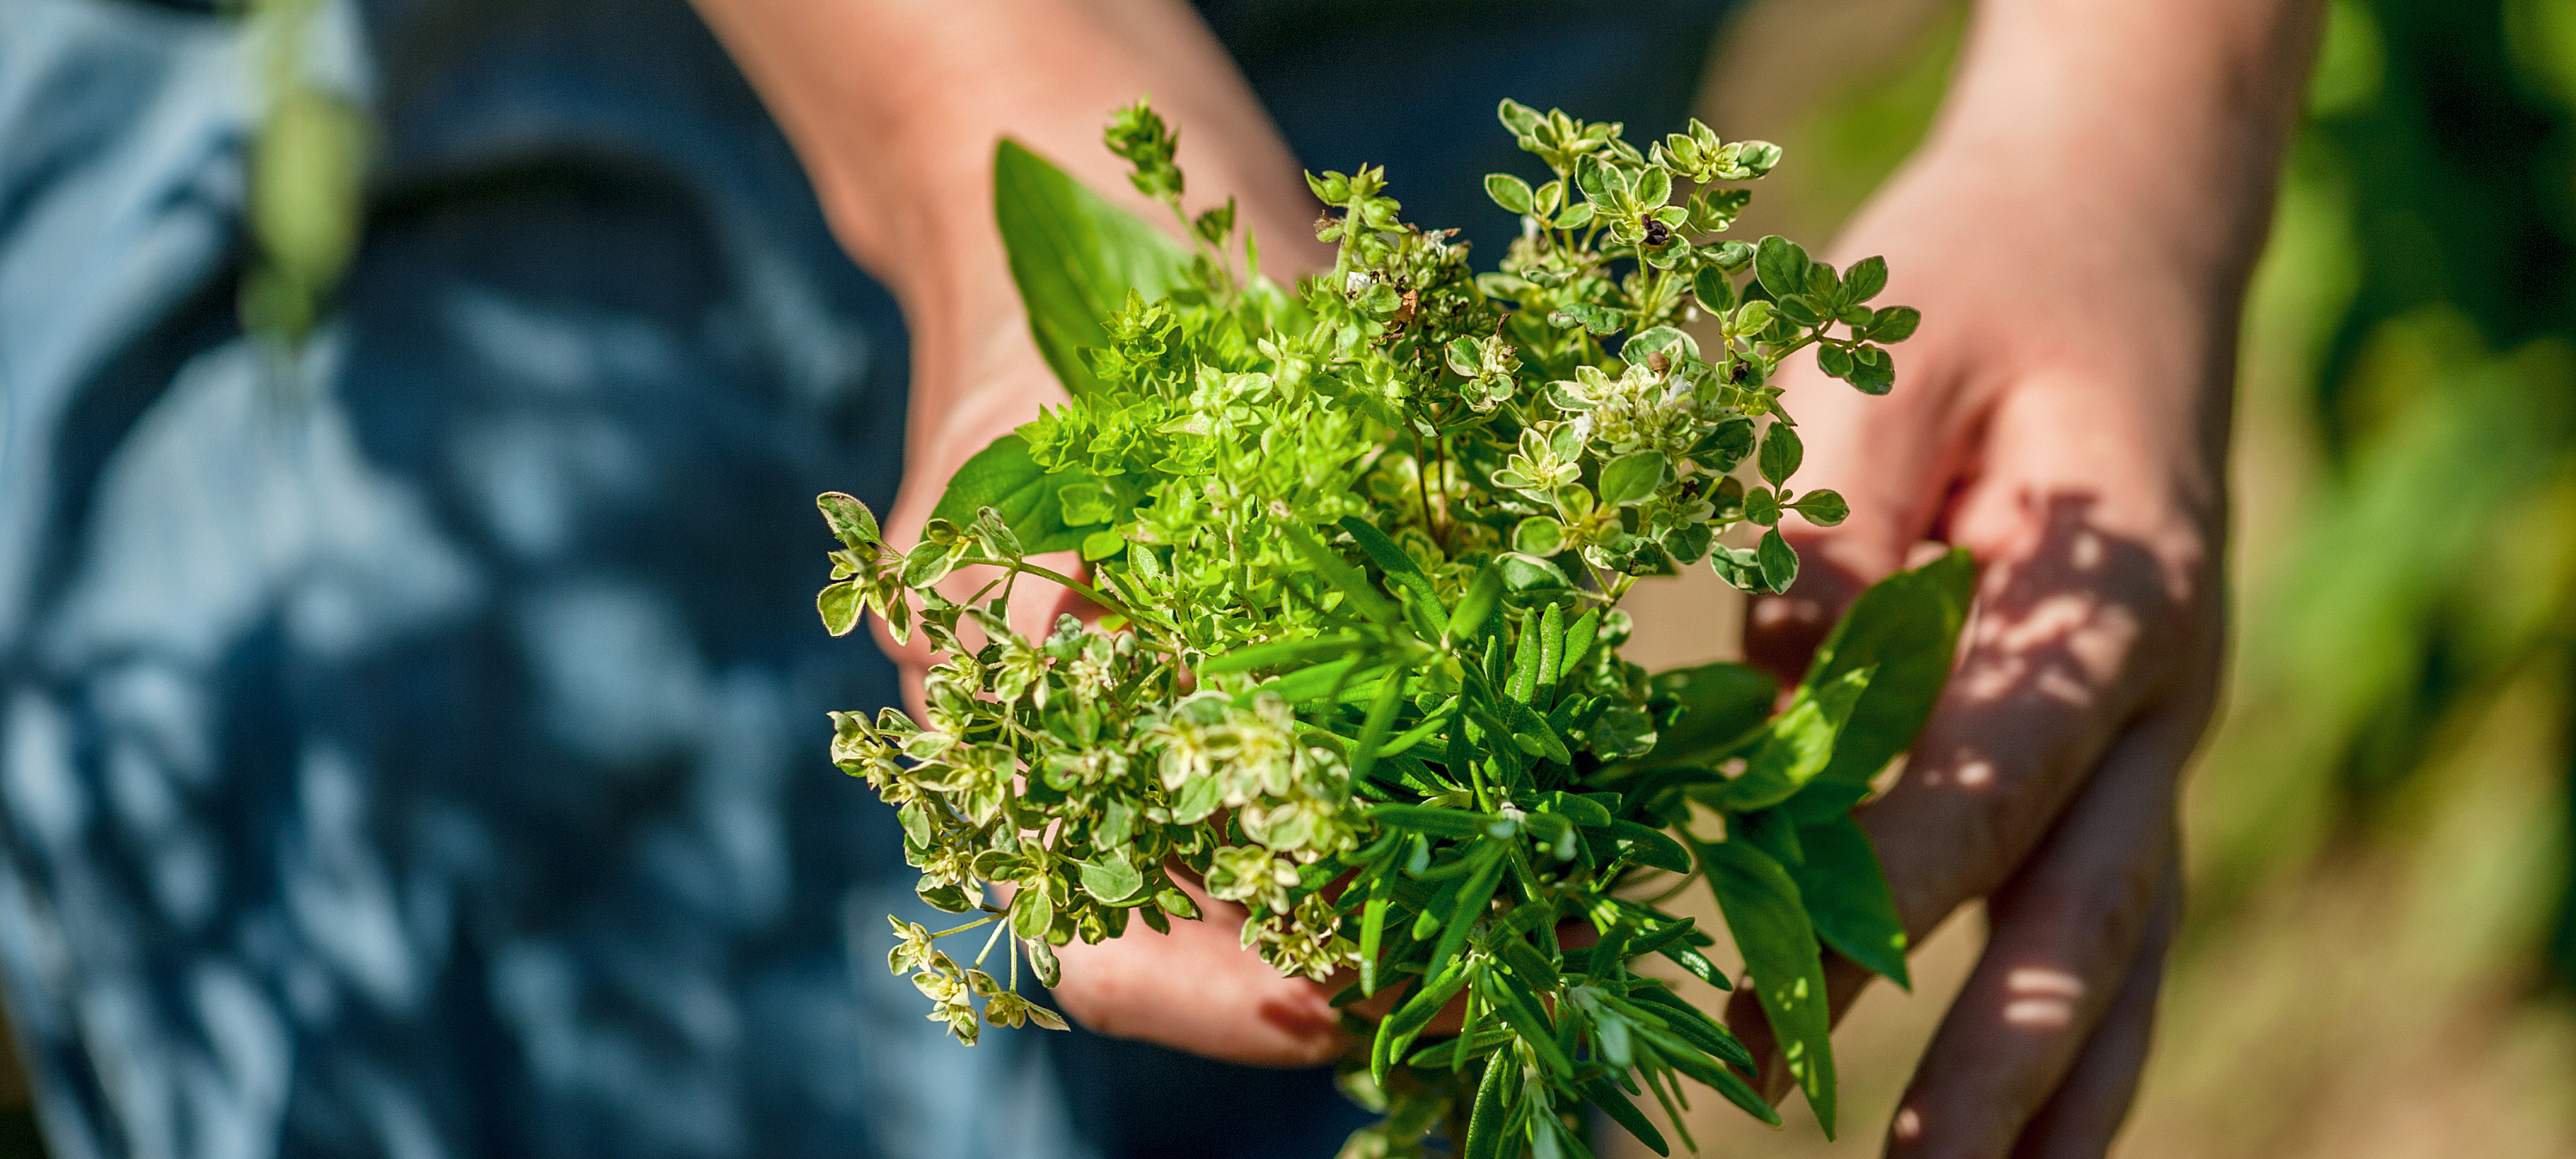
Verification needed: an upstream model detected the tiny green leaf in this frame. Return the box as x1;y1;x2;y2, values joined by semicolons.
817;492;881;549
1599;452;1665;507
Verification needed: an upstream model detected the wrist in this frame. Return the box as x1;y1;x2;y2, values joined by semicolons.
1923;0;2325;297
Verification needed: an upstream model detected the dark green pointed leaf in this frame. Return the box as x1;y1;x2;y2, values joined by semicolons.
1700;838;1837;1137
1199;634;1370;675
1285;523;1398;624
927;435;1094;555
1338;517;1443;634
1710;664;1873;811
1608;819;1692;874
1448;564;1506;643
1791;815;1911;988
1643;661;1777;764
1807;548;1974;786
993;139;1190;398
1583;1077;1669;1156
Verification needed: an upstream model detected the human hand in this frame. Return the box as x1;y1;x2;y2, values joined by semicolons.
1722;139;2234;1156
1704;2;2323;1151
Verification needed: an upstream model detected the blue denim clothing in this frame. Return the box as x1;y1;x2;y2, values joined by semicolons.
0;2;1731;1156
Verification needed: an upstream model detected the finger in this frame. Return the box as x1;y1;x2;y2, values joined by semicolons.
1881;706;2190;1158
1727;523;2211;1113
2004;861;2177;1159
1044;871;1347;1068
1862;483;2209;942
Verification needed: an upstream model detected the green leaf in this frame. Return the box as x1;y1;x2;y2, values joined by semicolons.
1550;301;1624;335
1711;664;1874;811
1447;564;1507;643
1011;884;1056;941
1350;671;1408;785
1791;815;1911;988
1284;523;1398;624
1489;969;1577;1078
1758;422;1804;488
1339;517;1443;634
1079;854;1144;903
1367;804;1497;840
927;435;1093;555
1633;1029;1777;1126
1643;662;1777;764
1608;819;1692;873
1753;235;1813;302
1757;526;1799;594
993;139;1191;398
1868;305;1921;343
1359;873;1394;995
817;580;863;637
1200;634;1370;675
1485;173;1535;214
1498;551;1570;592
1558;608;1600;680
1463;1049;1513;1159
1583;1077;1670;1156
1626;984;1757;1071
1429;851;1507;980
1599;451;1664;507
1376;958;1473;1085
1699;839;1838;1138
1653;941;1733;992
1847;347;1896;394
1789;489;1850;527
1843;255;1888;303
816;492;881;549
1807;549;1975;786
1692;265;1735;313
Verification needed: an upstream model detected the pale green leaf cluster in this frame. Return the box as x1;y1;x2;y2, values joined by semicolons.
814;98;1969;1158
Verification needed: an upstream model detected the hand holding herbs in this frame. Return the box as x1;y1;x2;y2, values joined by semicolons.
815;99;1970;1158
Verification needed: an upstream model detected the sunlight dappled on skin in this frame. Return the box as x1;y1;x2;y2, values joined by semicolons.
2002;967;2086;1030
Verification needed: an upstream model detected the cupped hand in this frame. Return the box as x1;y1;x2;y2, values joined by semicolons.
1724;138;2239;1158
873;323;1363;1067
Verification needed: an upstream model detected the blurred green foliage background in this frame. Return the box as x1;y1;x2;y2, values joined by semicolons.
1618;0;2576;1154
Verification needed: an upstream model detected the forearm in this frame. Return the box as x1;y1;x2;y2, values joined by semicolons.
1935;0;2328;298
1832;0;2328;528
690;0;1322;464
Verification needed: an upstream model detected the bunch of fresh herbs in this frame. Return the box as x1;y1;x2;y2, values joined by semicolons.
814;98;1971;1158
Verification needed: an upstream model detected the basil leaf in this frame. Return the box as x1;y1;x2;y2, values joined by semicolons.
1643;661;1777;765
1807;548;1975;786
1710;664;1873;810
1791;814;1911;989
927;435;1094;555
1700;838;1837;1138
993;139;1189;398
